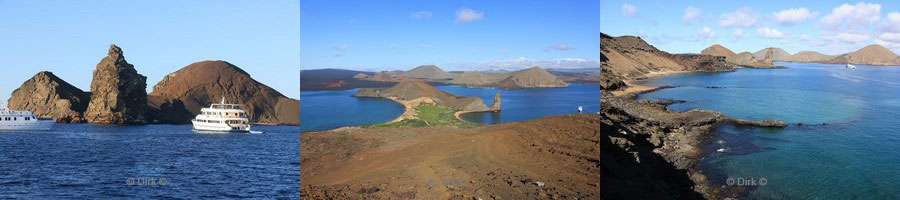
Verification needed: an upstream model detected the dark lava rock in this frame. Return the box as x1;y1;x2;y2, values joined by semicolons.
83;44;148;124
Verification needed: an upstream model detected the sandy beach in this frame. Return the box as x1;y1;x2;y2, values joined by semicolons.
386;97;435;123
612;70;689;96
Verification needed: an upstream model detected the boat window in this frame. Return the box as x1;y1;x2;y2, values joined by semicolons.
25;117;29;120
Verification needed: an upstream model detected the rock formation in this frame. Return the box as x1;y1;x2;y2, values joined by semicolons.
700;44;736;57
752;47;791;62
447;71;506;86
725;50;782;68
148;60;299;125
490;91;501;111
600;33;736;79
354;80;493;112
83;44;148;124
8;71;91;123
491;67;569;89
825;44;900;65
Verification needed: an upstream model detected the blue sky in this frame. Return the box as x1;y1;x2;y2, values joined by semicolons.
601;0;900;55
0;0;300;100
300;0;600;71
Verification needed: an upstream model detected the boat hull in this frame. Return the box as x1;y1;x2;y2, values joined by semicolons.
0;119;54;131
191;120;250;132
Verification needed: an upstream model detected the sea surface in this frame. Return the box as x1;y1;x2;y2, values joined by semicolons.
299;88;404;132
637;62;900;199
0;124;299;199
298;84;602;132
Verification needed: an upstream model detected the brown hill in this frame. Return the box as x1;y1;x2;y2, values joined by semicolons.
785;51;835;63
8;71;91;123
600;33;735;79
148;60;299;125
448;71;507;86
400;65;457;80
752;47;791;62
826;44;900;65
491;67;569;89
700;44;736;57
354;80;494;112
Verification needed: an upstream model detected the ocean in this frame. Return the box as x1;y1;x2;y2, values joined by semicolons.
637;62;900;199
0;124;299;199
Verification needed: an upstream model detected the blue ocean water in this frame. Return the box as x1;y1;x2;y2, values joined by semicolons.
442;84;603;124
299;89;404;132
0;124;299;199
298;84;601;130
637;63;900;199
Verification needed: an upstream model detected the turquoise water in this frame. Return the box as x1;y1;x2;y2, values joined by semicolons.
638;63;900;199
299;89;405;132
442;84;602;124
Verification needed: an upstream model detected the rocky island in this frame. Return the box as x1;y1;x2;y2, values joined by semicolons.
7;44;300;125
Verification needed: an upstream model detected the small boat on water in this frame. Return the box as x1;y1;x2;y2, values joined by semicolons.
846;63;856;69
577;106;583;113
191;97;261;133
0;106;54;130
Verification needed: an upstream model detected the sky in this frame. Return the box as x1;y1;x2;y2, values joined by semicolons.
601;0;900;55
0;0;301;100
299;0;600;71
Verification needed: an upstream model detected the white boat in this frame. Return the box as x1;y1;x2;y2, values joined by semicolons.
191;97;254;133
0;106;54;130
846;63;856;69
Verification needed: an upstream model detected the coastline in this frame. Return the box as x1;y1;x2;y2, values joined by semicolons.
612;70;690;96
385;97;434;123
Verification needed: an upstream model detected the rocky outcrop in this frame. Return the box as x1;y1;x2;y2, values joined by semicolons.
601;33;737;79
726;50;783;68
83;44;148;124
491;67;569;89
752;47;791;62
354;80;494;112
8;71;91;123
825;44;900;65
490;91;501;111
668;54;737;72
149;60;299;125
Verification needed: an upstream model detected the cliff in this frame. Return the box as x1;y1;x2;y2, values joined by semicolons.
149;60;299;125
8;71;91;123
83;44;149;124
600;33;736;79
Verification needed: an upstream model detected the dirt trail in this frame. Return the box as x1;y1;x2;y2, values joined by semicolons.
300;114;606;199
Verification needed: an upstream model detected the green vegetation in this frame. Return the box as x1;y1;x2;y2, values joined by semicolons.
370;103;477;129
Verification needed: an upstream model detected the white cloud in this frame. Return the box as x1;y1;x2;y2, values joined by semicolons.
820;2;881;31
455;8;484;24
420;44;432;48
410;11;432;19
821;33;870;43
622;3;637;17
880;12;900;33
719;7;758;27
332;43;348;57
772;8;819;26
683;6;702;24
756;27;784;38
733;28;745;38
879;32;900;43
696;27;716;40
547;44;574;51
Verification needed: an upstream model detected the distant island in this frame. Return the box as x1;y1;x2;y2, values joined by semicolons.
7;44;299;125
299;65;613;91
700;42;900;65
